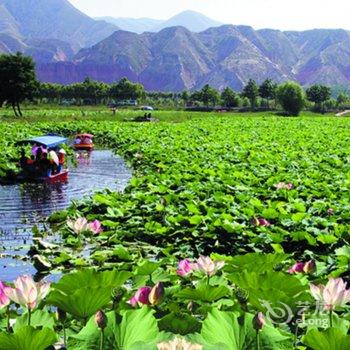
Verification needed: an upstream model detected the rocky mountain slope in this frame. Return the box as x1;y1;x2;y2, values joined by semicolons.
0;0;118;54
1;0;350;91
36;25;350;91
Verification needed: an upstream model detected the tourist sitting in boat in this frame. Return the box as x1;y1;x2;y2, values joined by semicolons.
35;147;43;162
26;155;35;165
58;149;66;172
16;136;69;182
39;153;51;176
82;136;93;144
20;149;27;168
48;150;60;175
74;136;81;145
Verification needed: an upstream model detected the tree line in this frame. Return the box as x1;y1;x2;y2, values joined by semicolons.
1;52;350;116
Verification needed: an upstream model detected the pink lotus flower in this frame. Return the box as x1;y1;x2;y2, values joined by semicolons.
88;220;103;234
0;282;10;309
177;259;195;277
128;287;152;307
4;275;50;310
310;278;350;311
194;256;225;277
67;217;88;234
252;218;271;227
274;182;293;190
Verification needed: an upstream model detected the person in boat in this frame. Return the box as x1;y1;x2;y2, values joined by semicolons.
58;149;66;172
82;136;93;145
39;152;51;176
26;155;35;166
35;147;43;162
24;155;36;175
74;136;81;145
20;149;27;169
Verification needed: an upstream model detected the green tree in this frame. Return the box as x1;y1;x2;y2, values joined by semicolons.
336;92;349;108
80;77;108;105
259;79;277;108
109;77;145;101
242;79;259;110
0;52;38;116
221;87;240;108
181;91;190;105
306;84;331;112
276;81;305;116
38;83;62;104
199;84;220;107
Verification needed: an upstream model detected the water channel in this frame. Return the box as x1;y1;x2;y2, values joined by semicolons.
0;150;131;281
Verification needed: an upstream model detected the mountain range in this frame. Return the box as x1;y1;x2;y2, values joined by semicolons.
0;0;118;60
1;0;350;91
96;10;223;34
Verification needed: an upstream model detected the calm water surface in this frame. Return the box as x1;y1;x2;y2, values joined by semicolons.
0;150;131;281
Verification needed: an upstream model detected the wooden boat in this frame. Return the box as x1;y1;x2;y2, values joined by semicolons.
16;135;69;183
74;133;94;151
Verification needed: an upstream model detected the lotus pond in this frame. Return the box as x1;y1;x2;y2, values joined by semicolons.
0;112;349;349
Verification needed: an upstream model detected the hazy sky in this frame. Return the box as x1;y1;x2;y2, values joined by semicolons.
69;0;349;30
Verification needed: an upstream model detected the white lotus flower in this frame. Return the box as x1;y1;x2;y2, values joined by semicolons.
157;337;203;350
193;256;225;277
310;278;350;311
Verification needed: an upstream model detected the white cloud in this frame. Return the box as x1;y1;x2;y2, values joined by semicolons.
69;0;350;30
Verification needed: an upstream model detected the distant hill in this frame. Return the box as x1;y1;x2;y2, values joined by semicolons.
96;16;162;34
152;10;223;33
98;10;223;34
37;25;350;91
0;0;118;50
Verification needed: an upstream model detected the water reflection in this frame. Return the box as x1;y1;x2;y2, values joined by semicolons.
0;150;131;281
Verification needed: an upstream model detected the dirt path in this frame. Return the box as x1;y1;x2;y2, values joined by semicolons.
335;110;350;117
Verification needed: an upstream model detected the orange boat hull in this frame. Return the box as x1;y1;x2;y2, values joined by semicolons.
74;144;94;151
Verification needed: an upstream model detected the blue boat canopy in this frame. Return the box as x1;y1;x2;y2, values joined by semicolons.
17;136;67;148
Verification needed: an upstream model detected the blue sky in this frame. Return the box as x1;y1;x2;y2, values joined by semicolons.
69;0;349;30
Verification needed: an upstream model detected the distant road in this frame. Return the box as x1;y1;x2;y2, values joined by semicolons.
335;110;350;117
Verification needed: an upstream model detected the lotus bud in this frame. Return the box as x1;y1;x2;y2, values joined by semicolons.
303;260;316;274
251;217;260;226
187;301;194;312
148;282;164;306
252;217;271;227
128;287;152;307
252;312;266;331
288;262;305;274
95;310;107;330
